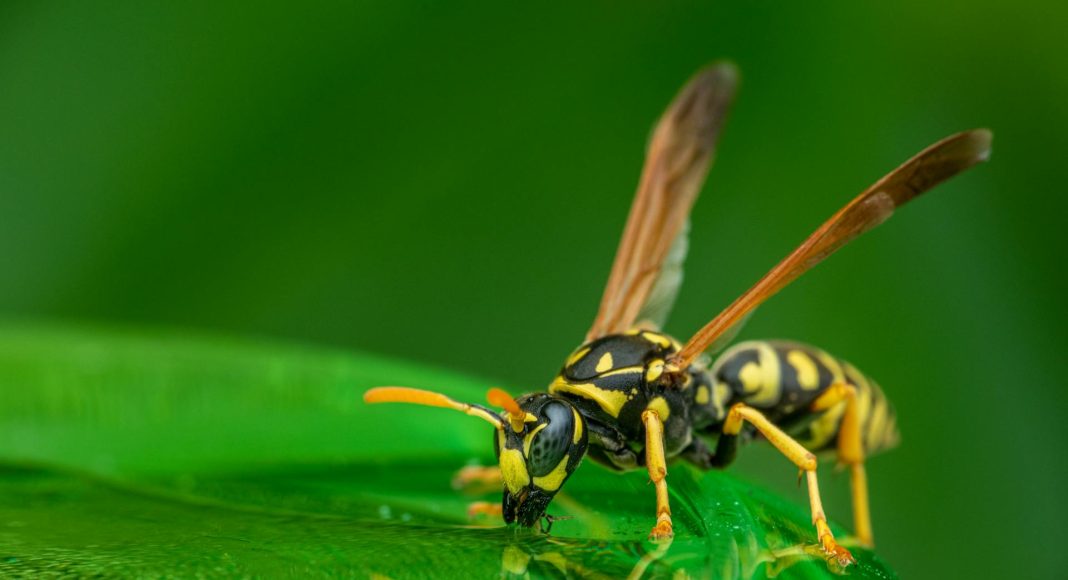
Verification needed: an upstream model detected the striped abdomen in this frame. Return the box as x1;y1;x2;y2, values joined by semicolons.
709;340;900;456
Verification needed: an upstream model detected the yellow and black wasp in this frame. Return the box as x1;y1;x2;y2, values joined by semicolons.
365;62;991;567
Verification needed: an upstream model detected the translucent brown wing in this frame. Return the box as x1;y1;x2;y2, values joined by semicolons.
674;129;993;367
585;62;738;341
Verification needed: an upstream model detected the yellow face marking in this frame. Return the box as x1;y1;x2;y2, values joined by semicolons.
571;407;583;444
532;455;570;491
645;359;665;383
695;385;710;405
566;346;591;368
787;350;820;390
549;377;629;418
499;448;529;495
641;332;672;349
646;396;670;420
523;423;548;457
595;352;614;373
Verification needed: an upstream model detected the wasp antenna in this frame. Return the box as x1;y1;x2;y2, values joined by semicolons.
487;387;526;432
486;387;521;415
364;386;503;429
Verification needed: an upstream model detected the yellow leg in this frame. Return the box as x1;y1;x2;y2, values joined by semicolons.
452;465;503;491
811;383;873;547
641;409;674;542
723;403;854;566
467;501;503;518
850;463;872;547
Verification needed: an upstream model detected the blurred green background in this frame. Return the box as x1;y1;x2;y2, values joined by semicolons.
1;1;1065;578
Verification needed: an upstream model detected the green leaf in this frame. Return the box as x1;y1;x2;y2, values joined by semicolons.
0;325;896;578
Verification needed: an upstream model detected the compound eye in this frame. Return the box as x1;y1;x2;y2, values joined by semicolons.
528;401;574;477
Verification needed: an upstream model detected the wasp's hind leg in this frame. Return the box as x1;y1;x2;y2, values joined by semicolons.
811;383;873;547
641;409;674;542
723;403;855;567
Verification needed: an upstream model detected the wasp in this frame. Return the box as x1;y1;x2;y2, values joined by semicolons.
365;62;991;567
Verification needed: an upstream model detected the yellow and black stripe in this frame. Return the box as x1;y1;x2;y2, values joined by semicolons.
549;330;696;464
708;340;899;456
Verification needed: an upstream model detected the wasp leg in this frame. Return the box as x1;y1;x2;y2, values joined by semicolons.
723;403;854;567
680;434;737;469
711;429;740;468
452;465;502;491
811;383;873;547
587;420;642;471
467;501;503;518
641;409;674;542
679;437;716;469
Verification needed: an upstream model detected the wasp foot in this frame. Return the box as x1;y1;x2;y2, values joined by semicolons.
648;518;674;542
815;519;855;567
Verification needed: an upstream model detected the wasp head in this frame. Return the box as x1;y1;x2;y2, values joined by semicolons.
492;392;588;528
362;385;588;530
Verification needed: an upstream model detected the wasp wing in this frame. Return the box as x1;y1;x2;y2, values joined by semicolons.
674;129;993;367
585;62;737;341
701;310;752;357
632;219;689;330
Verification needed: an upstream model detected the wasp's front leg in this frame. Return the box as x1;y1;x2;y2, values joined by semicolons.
452;465;502;492
467;501;503;519
453;465;504;521
641;409;673;542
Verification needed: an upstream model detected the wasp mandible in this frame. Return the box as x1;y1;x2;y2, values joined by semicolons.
365;62;991;567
